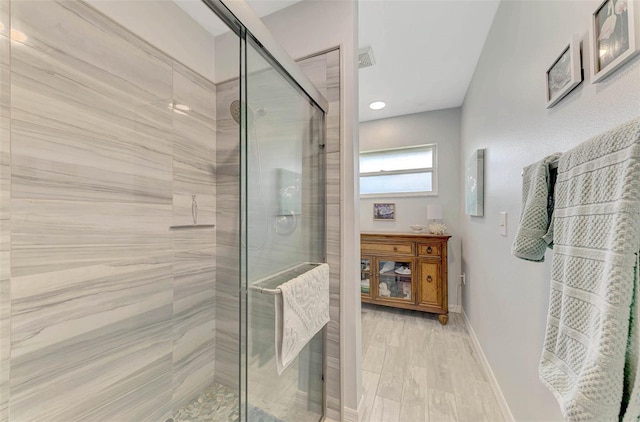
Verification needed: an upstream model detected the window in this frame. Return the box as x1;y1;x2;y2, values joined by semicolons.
359;144;437;196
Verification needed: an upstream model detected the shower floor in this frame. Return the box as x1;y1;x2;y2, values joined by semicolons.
172;382;287;422
173;383;240;422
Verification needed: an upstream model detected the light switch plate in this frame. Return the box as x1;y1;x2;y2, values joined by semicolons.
499;212;507;236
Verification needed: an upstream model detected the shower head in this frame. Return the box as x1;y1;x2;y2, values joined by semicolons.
229;100;266;125
230;100;242;125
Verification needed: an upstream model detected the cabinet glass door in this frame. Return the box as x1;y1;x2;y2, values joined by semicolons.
361;258;372;298
377;259;413;301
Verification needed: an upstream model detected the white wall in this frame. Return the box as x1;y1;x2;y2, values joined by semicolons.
460;0;640;420
360;108;462;310
261;1;362;419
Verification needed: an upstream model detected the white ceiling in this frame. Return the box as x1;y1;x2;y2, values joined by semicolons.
175;0;500;122
359;0;500;122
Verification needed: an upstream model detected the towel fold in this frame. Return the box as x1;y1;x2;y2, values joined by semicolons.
621;251;639;421
275;263;330;375
539;117;640;421
512;152;562;262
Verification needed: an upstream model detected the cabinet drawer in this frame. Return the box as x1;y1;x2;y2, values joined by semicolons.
361;242;414;256
418;261;442;308
418;243;441;257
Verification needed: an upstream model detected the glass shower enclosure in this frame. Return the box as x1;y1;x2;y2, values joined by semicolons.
0;0;327;421
212;2;328;420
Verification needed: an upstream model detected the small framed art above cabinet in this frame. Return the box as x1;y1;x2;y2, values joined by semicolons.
360;232;451;325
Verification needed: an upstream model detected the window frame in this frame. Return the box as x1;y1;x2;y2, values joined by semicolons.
359;143;438;198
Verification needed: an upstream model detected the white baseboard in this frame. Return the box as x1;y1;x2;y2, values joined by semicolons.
342;405;359;422
449;304;462;313
462;309;515;422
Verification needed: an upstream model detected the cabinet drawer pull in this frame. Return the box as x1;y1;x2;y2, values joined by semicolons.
427;275;433;283
427;246;433;254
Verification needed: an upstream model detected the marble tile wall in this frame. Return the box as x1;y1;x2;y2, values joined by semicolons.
213;78;241;390
0;0;10;420
172;62;217;228
170;62;217;411
9;3;175;418
299;49;342;421
3;0;217;420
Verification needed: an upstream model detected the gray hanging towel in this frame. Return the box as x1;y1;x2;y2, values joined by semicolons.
512;152;562;262
539;117;640;421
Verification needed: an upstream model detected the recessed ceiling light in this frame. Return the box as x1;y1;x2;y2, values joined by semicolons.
369;101;386;110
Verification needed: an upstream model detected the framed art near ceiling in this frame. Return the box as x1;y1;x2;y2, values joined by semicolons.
465;149;484;217
590;0;639;83
546;35;583;108
373;203;395;221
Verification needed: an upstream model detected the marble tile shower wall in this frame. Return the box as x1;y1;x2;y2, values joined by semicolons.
213;78;240;390
170;59;217;412
297;50;342;420
0;0;10;420
317;50;342;422
1;1;216;420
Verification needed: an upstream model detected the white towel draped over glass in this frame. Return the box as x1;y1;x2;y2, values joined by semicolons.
274;263;330;375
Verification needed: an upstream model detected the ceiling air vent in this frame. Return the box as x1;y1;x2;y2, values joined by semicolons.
358;47;376;69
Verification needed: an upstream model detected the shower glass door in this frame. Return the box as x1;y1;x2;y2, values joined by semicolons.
240;36;326;421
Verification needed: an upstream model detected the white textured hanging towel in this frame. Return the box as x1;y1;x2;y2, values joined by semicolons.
539;117;640;421
275;263;330;375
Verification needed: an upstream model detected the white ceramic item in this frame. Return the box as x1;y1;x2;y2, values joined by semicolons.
410;224;425;233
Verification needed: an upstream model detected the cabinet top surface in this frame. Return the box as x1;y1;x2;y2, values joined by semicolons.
361;232;451;240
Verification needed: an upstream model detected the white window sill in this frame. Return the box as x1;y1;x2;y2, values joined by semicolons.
360;191;438;199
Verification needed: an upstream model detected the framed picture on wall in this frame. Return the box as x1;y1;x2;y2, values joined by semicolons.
545;35;583;108
373;203;395;221
590;0;639;83
465;149;484;217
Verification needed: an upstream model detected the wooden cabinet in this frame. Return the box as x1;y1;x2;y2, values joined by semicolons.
360;232;451;325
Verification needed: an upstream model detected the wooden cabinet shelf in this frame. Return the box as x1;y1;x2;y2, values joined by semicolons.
360;232;451;325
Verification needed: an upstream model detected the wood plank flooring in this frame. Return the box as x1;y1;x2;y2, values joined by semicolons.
360;304;504;422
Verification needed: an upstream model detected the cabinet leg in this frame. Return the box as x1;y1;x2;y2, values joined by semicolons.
438;314;449;325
